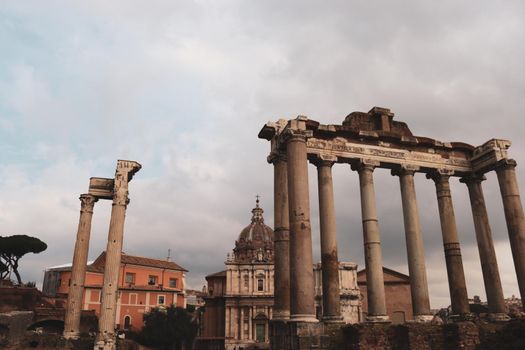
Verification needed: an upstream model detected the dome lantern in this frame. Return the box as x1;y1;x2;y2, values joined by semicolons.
232;196;274;263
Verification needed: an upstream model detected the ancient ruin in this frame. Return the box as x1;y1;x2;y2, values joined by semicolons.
259;107;525;348
62;160;141;350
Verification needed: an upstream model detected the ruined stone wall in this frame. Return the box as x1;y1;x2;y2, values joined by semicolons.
328;320;525;350
0;287;41;312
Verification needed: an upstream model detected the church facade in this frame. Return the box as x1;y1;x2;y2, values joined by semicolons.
198;200;363;350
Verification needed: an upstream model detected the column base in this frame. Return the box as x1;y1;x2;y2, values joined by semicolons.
94;334;116;350
290;314;319;323
449;313;475;322
414;315;434;323
272;309;291;321
321;315;345;324
63;330;80;340
366;315;390;323
488;313;511;322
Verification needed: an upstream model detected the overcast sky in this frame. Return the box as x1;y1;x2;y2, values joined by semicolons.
1;0;524;309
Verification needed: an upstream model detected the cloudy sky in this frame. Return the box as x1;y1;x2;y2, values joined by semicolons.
1;0;524;309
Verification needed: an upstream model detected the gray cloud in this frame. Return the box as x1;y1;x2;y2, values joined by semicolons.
1;0;524;308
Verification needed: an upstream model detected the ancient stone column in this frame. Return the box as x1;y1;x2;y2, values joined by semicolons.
461;175;508;320
97;161;141;349
285;129;317;322
270;152;291;320
392;166;432;321
313;155;343;322
63;194;98;339
427;170;470;316
495;159;525;309
352;159;389;322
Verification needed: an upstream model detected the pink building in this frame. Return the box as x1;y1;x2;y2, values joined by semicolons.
43;251;187;331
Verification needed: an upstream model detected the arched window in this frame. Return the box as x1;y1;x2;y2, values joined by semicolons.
124;315;131;330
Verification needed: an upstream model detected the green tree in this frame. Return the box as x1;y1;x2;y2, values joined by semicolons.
139;306;198;350
0;260;8;280
0;235;47;285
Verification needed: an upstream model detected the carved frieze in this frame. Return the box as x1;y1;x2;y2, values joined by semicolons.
306;138;471;173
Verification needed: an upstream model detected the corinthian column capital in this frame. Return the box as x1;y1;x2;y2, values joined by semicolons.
79;194;98;213
112;160;142;206
281;128;313;144
351;158;380;173
460;173;487;186
310;154;337;168
495;158;517;171
426;168;454;184
391;164;420;177
267;151;287;164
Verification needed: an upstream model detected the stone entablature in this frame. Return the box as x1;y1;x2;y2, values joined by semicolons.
259;107;511;176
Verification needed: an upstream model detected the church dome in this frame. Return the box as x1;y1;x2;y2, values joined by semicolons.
232;197;274;263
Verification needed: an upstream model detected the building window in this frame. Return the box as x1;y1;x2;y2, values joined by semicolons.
148;275;158;285
158;295;165;305
244;275;249;289
124;315;131;330
257;279;264;291
125;272;136;284
169;278;177;288
129;293;137;305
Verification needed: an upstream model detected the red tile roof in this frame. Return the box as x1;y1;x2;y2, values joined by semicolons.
93;252;188;272
49;251;187;273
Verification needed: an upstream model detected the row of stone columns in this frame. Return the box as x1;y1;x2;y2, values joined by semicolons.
271;131;525;324
63;161;140;350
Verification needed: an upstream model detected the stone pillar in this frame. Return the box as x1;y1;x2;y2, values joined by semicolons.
427;170;470;316
461;175;508;320
495;159;525;309
240;308;244;340
63;194;98;339
392;166;432;321
225;307;231;338
248;307;253;340
285;129;317;322
352;159;389;322
96;161;141;349
313;155;343;322
271;153;291;320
